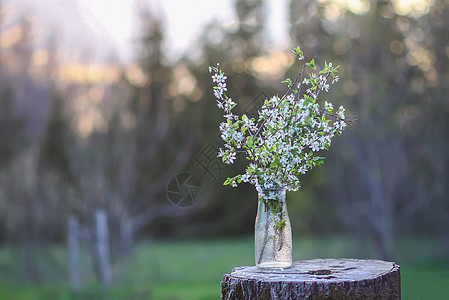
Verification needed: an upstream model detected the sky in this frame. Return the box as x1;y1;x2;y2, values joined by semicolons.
76;0;289;62
8;0;289;63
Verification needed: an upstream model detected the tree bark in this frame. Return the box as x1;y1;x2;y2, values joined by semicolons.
221;259;400;299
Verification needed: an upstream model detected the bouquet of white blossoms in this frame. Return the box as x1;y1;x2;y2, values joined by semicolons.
209;47;349;193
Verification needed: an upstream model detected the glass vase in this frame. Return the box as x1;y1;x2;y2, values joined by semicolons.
255;188;292;269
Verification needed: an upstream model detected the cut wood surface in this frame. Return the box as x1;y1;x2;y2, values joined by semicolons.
221;259;400;299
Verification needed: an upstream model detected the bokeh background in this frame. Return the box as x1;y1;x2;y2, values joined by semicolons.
0;0;448;299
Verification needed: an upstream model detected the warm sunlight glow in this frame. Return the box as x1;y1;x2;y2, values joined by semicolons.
169;63;197;102
392;0;433;16
71;107;108;138
32;50;50;66
249;51;294;80
346;0;370;14
320;0;433;18
125;65;147;87
57;63;120;84
324;4;342;20
319;0;370;18
0;26;23;48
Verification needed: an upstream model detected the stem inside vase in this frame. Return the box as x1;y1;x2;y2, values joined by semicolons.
255;189;292;269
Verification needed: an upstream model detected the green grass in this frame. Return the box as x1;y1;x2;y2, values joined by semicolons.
118;238;253;300
401;260;449;300
0;236;448;299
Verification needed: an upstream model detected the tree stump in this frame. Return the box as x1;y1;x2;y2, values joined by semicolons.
221;259;400;299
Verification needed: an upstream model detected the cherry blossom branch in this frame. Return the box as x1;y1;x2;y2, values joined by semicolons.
209;46;351;192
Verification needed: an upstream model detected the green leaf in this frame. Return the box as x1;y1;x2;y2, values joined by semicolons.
306;58;316;70
246;135;254;147
281;78;292;86
270;156;280;169
292;46;304;59
304;95;315;104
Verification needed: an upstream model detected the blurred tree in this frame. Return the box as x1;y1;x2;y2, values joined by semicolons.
289;0;449;259
177;0;272;237
0;146;66;282
62;5;195;285
409;0;449;235
38;94;71;178
0;4;67;282
0;86;25;164
103;4;194;249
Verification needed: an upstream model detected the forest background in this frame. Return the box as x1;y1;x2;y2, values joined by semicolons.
0;0;448;298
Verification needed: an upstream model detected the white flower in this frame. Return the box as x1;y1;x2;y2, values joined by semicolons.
299;165;308;174
224;98;235;113
214;89;223;99
212;73;227;84
224;113;235;120
225;151;236;164
219;122;233;140
333;120;347;132
242;115;256;132
311;141;320;152
218;82;227;91
337;105;346;119
332;76;339;84
241;173;251;182
234;131;245;148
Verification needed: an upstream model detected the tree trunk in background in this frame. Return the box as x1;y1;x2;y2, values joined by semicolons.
119;213;134;259
95;208;112;288
68;215;80;290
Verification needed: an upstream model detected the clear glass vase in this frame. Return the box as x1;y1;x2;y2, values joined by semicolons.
255;188;292;269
